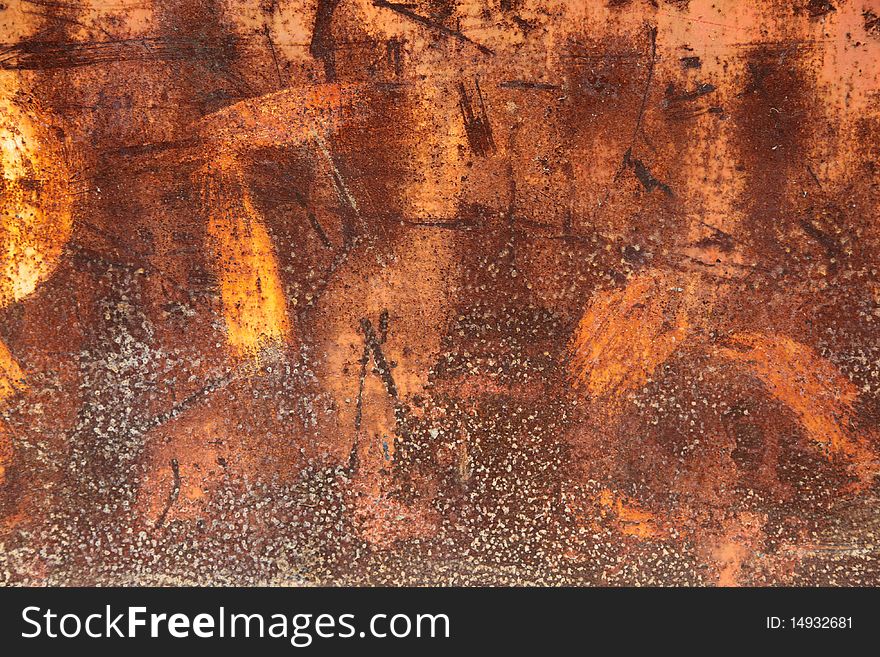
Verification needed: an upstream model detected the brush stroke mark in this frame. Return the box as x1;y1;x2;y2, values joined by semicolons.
0;36;234;70
568;271;690;404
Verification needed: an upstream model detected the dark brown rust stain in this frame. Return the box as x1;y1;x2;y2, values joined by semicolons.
0;0;878;587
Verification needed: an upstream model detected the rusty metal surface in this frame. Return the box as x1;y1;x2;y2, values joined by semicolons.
1;0;879;586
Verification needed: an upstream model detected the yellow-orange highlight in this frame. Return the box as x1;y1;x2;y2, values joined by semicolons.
203;167;291;360
0;94;72;309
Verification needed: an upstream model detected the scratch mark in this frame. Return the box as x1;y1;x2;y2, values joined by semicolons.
627;24;658;151
499;80;560;91
595;24;661;213
372;0;495;56
293;190;333;248
263;24;284;88
311;129;359;215
360;316;399;401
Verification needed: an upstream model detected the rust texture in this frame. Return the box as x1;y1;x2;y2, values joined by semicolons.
1;0;880;586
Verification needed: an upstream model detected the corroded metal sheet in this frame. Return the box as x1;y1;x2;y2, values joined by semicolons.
1;0;879;586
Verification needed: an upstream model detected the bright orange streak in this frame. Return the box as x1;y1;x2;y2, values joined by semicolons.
204;165;291;360
0;94;72;309
718;332;875;469
568;271;690;401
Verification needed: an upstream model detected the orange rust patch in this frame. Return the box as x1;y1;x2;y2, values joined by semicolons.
0;420;11;486
597;488;665;540
202;161;291;361
717;333;874;467
198;82;354;153
3;0;880;587
568;271;691;402
0;338;24;401
0;86;72;489
0;92;73;310
705;512;767;587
